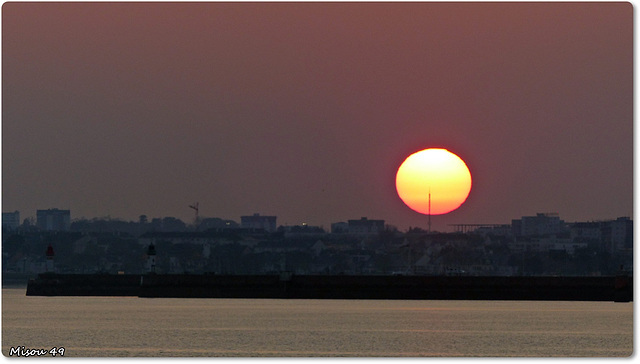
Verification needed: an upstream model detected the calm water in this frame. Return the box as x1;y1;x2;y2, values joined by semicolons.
1;288;633;357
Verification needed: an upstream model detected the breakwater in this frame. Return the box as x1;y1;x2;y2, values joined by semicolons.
25;273;632;302
26;273;141;297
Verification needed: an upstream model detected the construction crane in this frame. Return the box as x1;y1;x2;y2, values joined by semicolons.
189;202;199;229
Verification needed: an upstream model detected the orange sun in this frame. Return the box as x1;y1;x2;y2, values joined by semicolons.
396;148;472;215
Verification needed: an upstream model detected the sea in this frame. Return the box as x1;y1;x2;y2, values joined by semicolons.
1;287;633;357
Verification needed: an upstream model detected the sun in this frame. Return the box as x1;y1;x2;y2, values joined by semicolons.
395;148;472;215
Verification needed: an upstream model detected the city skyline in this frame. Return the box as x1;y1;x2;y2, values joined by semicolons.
2;3;633;232
3;206;632;235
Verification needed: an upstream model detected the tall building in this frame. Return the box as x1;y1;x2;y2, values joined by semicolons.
241;213;277;232
568;217;633;253
610;217;633;250
512;213;566;237
347;217;385;235
2;211;20;231
36;209;71;231
569;221;602;241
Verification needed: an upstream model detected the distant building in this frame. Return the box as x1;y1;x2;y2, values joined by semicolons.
568;217;633;252
36;208;71;231
279;224;325;238
610;217;633;251
512;213;566;237
569;221;602;241
347;217;385;235
2;211;20;231
450;224;512;235
241;213;277;232
331;222;349;234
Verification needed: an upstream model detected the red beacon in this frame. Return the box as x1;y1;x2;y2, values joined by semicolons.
45;244;55;272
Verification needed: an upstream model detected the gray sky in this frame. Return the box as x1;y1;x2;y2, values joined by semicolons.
2;2;633;231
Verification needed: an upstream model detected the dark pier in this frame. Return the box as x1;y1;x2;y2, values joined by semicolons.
25;273;632;302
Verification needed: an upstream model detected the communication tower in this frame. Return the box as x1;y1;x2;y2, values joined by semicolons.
428;188;431;233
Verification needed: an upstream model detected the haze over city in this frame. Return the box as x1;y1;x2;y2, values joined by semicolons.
2;2;632;231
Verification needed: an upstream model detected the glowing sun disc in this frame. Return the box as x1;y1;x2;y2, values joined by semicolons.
396;148;472;215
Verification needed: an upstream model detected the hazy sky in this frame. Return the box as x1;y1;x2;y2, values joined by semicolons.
2;2;633;231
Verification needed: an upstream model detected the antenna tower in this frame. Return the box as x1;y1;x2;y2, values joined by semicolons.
428;188;431;233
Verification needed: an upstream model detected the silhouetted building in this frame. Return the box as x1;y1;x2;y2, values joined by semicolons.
331;222;349;234
512;213;566;237
569;217;633;252
2;211;20;231
279;224;325;237
610;217;633;251
569;221;602;241
241;213;277;232
36;209;71;231
347;217;385;235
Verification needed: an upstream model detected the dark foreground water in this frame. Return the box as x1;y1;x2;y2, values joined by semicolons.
1;288;633;357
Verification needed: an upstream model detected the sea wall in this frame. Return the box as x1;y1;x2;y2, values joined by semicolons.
139;274;633;301
26;273;141;296
26;273;633;302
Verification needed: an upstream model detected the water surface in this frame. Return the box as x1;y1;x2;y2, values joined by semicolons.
1;288;632;357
